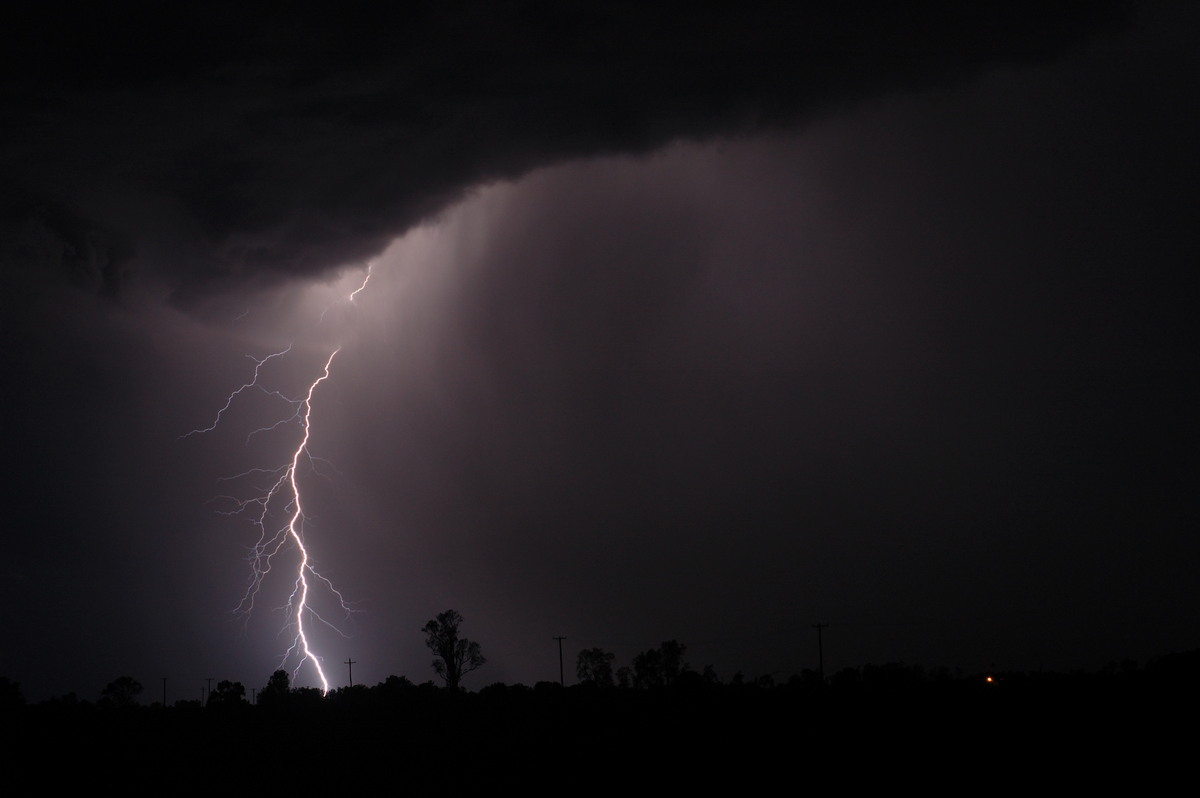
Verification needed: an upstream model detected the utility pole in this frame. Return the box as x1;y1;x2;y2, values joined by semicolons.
205;677;214;706
812;623;828;682
345;658;356;688
162;677;167;708
552;636;566;685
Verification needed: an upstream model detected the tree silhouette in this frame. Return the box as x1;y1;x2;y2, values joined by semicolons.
100;676;143;708
0;677;24;710
632;640;689;688
576;647;615;687
422;609;486;691
259;669;291;707
208;679;247;708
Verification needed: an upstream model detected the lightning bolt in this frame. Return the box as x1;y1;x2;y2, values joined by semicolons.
187;264;374;693
179;346;295;440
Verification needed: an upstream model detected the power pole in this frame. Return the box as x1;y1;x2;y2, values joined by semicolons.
205;677;214;706
345;658;356;688
812;623;828;681
553;636;566;685
161;677;167;708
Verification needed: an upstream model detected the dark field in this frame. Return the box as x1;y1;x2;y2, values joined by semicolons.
3;657;1194;793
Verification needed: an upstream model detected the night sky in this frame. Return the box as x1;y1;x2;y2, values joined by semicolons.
3;2;1197;701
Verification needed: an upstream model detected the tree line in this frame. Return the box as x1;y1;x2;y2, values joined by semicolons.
5;609;1199;707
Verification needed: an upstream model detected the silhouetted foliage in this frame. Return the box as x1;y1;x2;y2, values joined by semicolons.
7;648;1197;790
862;662;926;688
207;679;247;708
831;667;860;688
422;609;486;691
259;669;291;707
0;677;24;710
330;683;371;708
99;676;142;708
793;668;825;687
291;686;326;709
576;647;615;687
1145;649;1200;680
632;640;689;688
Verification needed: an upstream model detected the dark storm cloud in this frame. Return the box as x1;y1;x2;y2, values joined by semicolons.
1;1;1129;301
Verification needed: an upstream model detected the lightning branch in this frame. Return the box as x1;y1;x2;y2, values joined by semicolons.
184;265;374;693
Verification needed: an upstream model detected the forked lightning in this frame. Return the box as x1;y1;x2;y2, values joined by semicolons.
186;266;374;693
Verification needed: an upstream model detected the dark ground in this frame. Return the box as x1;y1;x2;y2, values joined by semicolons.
3;654;1195;793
